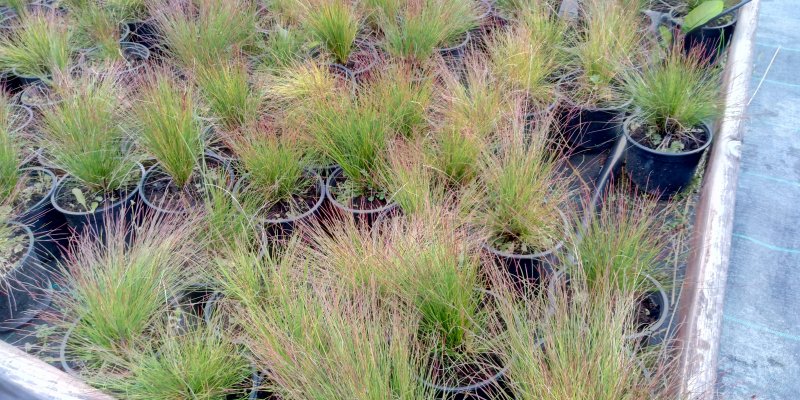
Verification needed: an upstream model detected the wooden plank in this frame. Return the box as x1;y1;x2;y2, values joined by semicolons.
675;0;761;398
0;340;113;400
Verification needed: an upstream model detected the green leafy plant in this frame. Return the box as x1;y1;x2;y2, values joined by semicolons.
195;59;262;132
111;322;252;400
624;46;720;152
567;0;642;107
153;0;257;68
54;213;203;372
0;11;73;78
683;0;725;32
302;0;359;65
380;0;479;63
134;72;204;188
38;70;139;199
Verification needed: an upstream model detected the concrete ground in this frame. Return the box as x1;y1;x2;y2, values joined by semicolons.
716;1;800;398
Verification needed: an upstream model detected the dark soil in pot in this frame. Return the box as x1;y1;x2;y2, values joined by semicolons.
3;69;43;94
333;40;380;83
51;163;144;236
140;154;234;216
622;118;712;198
251;173;325;240
482;211;569;286
325;168;398;227
0;223;52;332
14;168;67;262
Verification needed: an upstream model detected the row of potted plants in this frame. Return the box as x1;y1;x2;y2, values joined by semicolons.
0;0;740;397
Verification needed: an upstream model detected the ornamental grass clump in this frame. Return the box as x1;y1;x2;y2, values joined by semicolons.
134;71;204;189
301;0;359;65
490;6;567;108
624;46;721;152
0;97;19;202
496;268;666;400
54;212;203;373
467;113;571;254
379;0;479;63
63;0;125;62
242;272;436;400
309;91;392;204
232;125;318;220
430;59;508;185
38;69;139;211
567;0;643;108
109;322;252;400
0;11;73;79
104;0;147;22
195;58;262;132
153;0;258;68
361;63;432;139
575;185;673;294
255;24;307;71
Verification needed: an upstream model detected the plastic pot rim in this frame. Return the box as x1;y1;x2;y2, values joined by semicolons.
325;167;399;216
622;116;713;157
50;162;145;217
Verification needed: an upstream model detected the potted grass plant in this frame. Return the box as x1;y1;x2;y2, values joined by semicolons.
0;11;74;92
622;46;720;198
429;59;508;187
489;6;567;116
0;95;64;259
499;267;660;400
467;116;572;284
152;0;258;68
254;23;308;71
561;186;672;344
54;213;204;377
238;246;437;400
62;0;129;63
134;72;233;216
231;124;324;241
38;70;143;235
195;58;262;136
301;0;378;81
378;0;479;66
561;0;643;151
0;212;50;332
102;321;255;400
309;85;396;225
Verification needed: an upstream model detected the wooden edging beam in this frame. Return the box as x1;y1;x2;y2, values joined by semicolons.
675;0;760;398
0;340;113;400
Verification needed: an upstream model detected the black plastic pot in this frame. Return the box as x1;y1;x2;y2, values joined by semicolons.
622;118;712;198
258;173;326;240
139;153;235;216
127;19;161;53
482;211;569;285
51;163;145;237
546;271;670;347
3;69;43;94
8;104;33;134
16;167;67;262
325;168;399;228
20;80;61;110
336;40;379;83
670;10;738;64
0;223;52;332
423;357;509;400
437;31;471;62
560;101;628;152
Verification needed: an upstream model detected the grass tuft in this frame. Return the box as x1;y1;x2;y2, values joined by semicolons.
302;0;359;65
195;58;262;132
0;11;73;78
